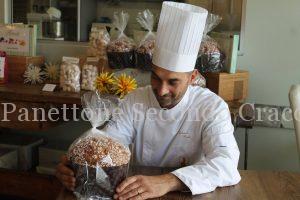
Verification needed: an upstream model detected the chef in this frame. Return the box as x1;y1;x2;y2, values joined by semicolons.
56;1;241;200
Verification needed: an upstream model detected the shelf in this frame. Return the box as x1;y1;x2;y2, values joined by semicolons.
0;83;84;130
0;83;82;105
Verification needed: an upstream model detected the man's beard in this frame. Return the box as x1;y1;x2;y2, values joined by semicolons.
153;91;182;109
156;95;173;108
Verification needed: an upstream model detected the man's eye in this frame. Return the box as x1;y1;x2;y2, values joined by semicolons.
169;80;178;86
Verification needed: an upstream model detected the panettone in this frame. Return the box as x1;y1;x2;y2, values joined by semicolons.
68;135;131;168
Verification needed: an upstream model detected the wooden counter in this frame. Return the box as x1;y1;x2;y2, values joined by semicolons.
58;167;300;200
1;167;299;200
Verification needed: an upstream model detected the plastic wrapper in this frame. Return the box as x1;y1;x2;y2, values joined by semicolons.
107;11;136;69
135;10;155;71
87;26;110;62
81;58;99;91
192;71;206;87
60;57;81;92
68;92;131;200
196;14;225;73
0;51;8;84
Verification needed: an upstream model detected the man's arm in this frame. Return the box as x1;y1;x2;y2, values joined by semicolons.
171;102;241;195
115;101;240;199
114;173;186;200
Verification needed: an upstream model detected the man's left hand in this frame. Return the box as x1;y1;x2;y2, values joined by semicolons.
114;173;185;200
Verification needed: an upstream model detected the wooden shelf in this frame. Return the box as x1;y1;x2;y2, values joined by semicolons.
0;83;85;131
0;83;82;105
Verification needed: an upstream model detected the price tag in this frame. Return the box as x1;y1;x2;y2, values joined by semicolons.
42;84;57;92
87;57;99;62
62;56;80;64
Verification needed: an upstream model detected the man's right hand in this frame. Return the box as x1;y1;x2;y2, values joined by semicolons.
55;155;76;191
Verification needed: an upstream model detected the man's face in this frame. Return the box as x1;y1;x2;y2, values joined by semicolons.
151;64;197;109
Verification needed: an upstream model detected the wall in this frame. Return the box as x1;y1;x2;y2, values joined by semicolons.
37;40;88;63
236;0;300;172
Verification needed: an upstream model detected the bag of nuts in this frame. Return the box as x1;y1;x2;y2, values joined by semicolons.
81;57;99;91
107;11;136;69
60;57;81;92
195;14;225;73
135;9;156;71
68;91;131;200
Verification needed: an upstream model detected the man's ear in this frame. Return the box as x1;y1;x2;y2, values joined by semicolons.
189;69;199;84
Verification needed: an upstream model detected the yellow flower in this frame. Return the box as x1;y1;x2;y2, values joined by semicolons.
95;72;115;94
114;73;137;99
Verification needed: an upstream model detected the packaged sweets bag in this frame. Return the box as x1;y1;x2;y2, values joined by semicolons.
87;25;110;68
135;9;156;71
0;51;8;84
107;11;136;69
60;57;81;92
81;57;99;91
195;14;225;73
68;92;131;200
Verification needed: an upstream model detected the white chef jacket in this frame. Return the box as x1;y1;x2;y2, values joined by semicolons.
104;85;241;195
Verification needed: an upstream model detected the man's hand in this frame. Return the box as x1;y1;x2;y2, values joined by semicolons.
114;173;186;200
55;155;76;191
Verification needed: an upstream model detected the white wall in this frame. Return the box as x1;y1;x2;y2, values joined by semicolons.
236;0;300;171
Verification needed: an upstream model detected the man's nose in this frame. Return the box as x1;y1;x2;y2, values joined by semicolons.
157;83;169;97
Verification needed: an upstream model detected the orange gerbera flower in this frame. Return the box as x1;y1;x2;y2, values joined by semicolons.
94;72;115;94
114;73;137;99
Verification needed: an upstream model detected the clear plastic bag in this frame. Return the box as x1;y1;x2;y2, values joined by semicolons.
60;57;81;92
87;26;110;60
0;51;8;84
68;92;131;200
135;9;156;71
196;14;225;73
81;58;99;91
107;11;136;69
192;71;206;88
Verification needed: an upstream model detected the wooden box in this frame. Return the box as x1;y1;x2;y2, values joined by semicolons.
7;55;45;83
204;70;249;101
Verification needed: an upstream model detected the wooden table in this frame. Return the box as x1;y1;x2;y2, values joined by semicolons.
56;167;300;200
